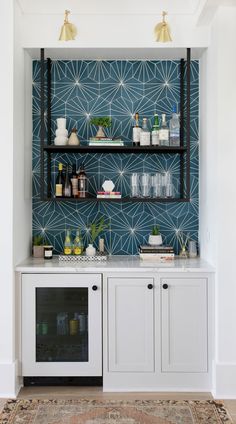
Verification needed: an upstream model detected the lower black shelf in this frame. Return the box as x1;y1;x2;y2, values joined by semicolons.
41;196;190;203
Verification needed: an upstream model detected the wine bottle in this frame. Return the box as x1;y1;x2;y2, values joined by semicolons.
132;112;141;145
70;164;78;198
73;229;83;255
77;164;88;198
169;105;180;146
63;164;72;197
140;118;150;146
64;229;73;255
55;163;64;197
159;114;169;146
151;114;160;146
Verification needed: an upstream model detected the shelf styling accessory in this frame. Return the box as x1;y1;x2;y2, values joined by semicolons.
54;118;68;145
68;128;80;146
177;231;189;258
148;226;163;246
32;235;44;258
90;117;112;138
86;217;108;256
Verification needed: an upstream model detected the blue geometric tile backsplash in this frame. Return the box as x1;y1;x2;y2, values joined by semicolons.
32;60;199;255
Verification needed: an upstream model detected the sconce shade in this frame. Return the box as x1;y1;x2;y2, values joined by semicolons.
59;10;77;41
154;11;172;42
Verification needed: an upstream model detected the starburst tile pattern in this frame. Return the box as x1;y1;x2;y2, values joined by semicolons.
32;60;199;255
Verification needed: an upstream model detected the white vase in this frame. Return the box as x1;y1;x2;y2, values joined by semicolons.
57;117;66;129
96;126;105;138
56;128;68;137
86;244;96;256
68;131;80;146
148;234;163;246
54;136;68;146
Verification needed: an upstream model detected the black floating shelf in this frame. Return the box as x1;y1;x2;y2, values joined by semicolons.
43;196;189;203
43;145;187;154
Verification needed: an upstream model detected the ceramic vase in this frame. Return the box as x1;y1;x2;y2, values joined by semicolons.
96;126;105;138
33;245;44;258
148;234;163;246
57;117;66;129
86;244;96;257
68;129;80;146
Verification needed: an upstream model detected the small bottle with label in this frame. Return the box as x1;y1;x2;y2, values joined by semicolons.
151;114;160;146
55;163;64;197
132;112;141;145
64;229;73;255
159;114;169;146
73;229;83;255
77;164;88;198
140;118;150;146
63;164;72;197
70;164;78;198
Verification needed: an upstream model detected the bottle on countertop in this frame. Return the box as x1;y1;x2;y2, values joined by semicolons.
169;105;180;146
73;228;83;255
70;164;78;198
64;229;73;255
55;163;64;197
63;164;72;197
151;114;160;146
159;114;169;146
77;164;88;198
132;112;141;145
140;118;150;146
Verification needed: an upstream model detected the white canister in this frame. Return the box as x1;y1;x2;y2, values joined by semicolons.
57;117;66;129
148;234;163;246
85;244;96;256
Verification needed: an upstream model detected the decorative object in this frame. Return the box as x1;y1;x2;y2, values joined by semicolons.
59;10;77;41
32;235;44;258
44;245;53;259
102;180;115;192
177;231;189;257
85;244;96;257
148;225;163;246
188;240;197;258
87;217;108;255
68;128;80;146
99;238;105;253
54;117;68;145
90;117;112;138
154;11;172;43
0;399;232;423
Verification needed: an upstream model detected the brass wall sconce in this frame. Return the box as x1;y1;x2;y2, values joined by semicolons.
59;10;77;41
154;11;172;42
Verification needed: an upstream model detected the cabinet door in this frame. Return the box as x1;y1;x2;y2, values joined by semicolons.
108;277;154;372
161;277;208;373
22;273;102;376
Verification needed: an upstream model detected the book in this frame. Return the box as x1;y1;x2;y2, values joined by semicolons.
139;245;174;253
139;252;175;261
97;194;121;199
89;142;124;146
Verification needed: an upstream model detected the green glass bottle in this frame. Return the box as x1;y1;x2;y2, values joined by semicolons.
64;229;73;255
73;229;83;255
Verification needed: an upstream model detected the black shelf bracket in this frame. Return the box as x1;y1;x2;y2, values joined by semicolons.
47;57;52;199
186;47;191;200
40;48;45;201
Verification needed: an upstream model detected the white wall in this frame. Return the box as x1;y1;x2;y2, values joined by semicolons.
0;0;32;397
200;5;236;398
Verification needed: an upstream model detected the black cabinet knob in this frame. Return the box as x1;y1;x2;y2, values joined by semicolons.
92;285;98;291
162;283;168;289
147;283;153;289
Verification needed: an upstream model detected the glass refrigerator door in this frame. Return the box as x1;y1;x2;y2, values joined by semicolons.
36;288;88;363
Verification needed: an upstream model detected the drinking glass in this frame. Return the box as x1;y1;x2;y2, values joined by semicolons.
140;173;151;198
188;240;197;258
151;173;162;198
162;171;174;198
131;173;140;197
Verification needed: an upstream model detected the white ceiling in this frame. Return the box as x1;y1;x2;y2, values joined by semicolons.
17;0;202;15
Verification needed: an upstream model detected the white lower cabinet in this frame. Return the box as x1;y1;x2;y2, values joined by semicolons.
107;277;154;372
22;273;102;377
104;272;213;391
161;277;208;373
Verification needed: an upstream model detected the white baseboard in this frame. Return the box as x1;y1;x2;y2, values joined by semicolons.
212;363;236;399
0;360;21;398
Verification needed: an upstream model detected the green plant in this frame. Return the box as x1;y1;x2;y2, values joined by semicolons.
90;116;112;128
89;218;108;244
33;235;44;246
151;225;160;236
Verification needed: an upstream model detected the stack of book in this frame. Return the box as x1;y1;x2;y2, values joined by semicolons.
89;138;124;146
139;245;175;261
96;191;121;199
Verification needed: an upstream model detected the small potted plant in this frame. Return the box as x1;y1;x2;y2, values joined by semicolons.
90;116;112;138
32;235;44;258
148;225;163;246
86;217;108;256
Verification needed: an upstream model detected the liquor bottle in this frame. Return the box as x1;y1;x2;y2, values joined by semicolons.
64;229;73;255
73;229;83;255
63;164;72;197
77;164;88;198
169;105;180;146
140;118;150;146
55;163;64;197
159;114;169;146
151;114;160;146
132;112;141;145
70;164;78;198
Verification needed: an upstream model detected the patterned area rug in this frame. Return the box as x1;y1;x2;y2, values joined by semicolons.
0;399;232;424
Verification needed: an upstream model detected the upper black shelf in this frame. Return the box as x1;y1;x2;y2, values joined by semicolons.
44;145;187;154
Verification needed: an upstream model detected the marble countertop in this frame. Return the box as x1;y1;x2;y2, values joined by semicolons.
15;256;215;273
